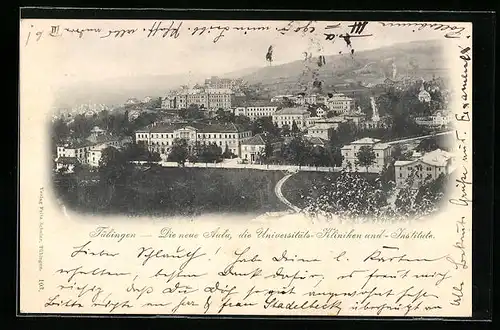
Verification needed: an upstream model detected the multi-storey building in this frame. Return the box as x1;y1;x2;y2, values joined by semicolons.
135;122;252;157
394;149;454;189
56;135;123;168
270;95;294;103
272;107;310;130
306;123;336;140
206;88;233;109
162;88;234;110
415;111;452;128
204;76;234;89
341;137;392;173
233;101;278;120
240;134;266;163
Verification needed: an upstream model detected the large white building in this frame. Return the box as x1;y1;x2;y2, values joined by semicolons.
161;87;234;110
395;149;454;189
233;102;278;120
135;122;252;157
272;107;310;130
341;137;392;173
415;111;452;128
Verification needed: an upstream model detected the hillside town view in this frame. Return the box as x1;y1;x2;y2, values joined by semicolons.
52;43;455;221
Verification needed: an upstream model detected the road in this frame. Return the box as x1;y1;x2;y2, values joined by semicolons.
385;130;454;145
274;172;301;213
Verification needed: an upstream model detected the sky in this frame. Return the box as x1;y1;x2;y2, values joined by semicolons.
19;19;467;88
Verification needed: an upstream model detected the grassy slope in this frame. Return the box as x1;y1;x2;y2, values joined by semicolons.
56;167;289;217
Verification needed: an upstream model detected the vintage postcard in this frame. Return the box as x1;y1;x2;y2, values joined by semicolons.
19;17;473;316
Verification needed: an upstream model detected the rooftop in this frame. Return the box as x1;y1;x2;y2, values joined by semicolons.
236;100;278;108
421;149;453;167
373;143;391;150
395;149;453;167
138;122;249;134
350;137;381;145
241;134;266;146
305;136;328;146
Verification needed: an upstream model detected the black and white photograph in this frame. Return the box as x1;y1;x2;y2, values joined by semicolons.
19;14;479;317
46;19;461;223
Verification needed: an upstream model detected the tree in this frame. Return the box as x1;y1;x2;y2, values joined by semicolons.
355;146;376;172
301;171;388;219
282;124;291;137
167;138;189;166
149;152;161;162
326;111;335;118
291;120;299;133
414;173;448;214
52;118;70;141
99;147;128;185
222;144;232;158
235;115;251;128
264;140;273;159
282;136;311;165
416;137;439;153
179;104;205;121
325;144;343;167
198;143;223;163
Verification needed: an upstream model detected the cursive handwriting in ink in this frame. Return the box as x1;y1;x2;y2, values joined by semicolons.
100;28;137;39
449;166;472;206
151;268;207;283
137;246;206;268
204;281;238;301
218;246;263;278
64;27;102;39
377;22;465;38
217;297;258;313
458;46;471;102
265;267;324;288
364;246;448;263
70;240;119;258
55;266;131;283
272;250;320;262
162;281;198;295
91;293;133;312
44;294;84;308
450;282;464;306
446;217;468;269
171;296;198;313
146;21;182;39
126;276;154;300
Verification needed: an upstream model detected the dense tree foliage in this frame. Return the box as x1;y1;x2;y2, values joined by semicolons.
167;138;189;166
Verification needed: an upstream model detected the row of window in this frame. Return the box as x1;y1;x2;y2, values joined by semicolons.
137;133;249;139
150;140;238;146
404;166;442;171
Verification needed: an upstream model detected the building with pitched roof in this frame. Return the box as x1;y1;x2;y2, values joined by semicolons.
135;122;252;157
233;101;278;120
56;133;125;168
395;149;454;188
325;93;356;113
272;107;310;130
306;124;336;140
240;134;266;163
341;137;392;173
